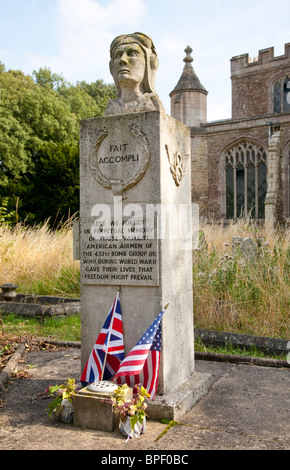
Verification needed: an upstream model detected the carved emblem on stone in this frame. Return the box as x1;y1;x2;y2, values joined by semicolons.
90;124;150;194
165;144;188;186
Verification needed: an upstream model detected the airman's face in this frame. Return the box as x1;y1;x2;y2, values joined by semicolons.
112;43;146;86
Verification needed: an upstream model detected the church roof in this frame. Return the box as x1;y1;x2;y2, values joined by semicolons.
170;46;208;95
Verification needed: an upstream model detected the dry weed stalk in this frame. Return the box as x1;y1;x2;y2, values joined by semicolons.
0;218;80;297
194;219;289;338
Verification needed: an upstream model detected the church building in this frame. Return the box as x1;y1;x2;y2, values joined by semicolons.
170;44;290;226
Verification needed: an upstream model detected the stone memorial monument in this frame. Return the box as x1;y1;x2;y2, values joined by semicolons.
74;32;211;425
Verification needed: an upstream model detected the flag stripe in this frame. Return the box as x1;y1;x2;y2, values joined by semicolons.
80;292;124;385
92;348;102;378
114;310;165;398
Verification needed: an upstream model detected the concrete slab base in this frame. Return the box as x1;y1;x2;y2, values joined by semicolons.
147;372;212;422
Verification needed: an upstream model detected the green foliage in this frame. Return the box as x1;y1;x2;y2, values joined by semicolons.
0;69;78;185
0;63;115;224
32;67;115;120
46;378;76;418
0;197;16;224
194;338;286;360
155;420;191;443
22;265;80;298
18;142;80;225
77;79;116;117
112;384;150;430
32;67;67;91
1;313;81;342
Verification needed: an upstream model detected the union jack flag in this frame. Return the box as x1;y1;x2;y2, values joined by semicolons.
114;309;164;398
80;292;124;385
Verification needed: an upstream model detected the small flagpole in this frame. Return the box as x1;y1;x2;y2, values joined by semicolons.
100;289;120;381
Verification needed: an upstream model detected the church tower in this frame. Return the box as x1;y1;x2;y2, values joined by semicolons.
170;46;208;127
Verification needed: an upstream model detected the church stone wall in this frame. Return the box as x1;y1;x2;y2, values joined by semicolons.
190;130;208;216
203;119;269;219
171;42;290;223
231;44;290;119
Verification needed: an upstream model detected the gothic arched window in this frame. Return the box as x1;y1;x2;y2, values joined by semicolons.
225;142;267;219
274;77;290;113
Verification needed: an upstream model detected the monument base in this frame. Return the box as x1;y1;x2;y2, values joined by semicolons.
147;372;212;422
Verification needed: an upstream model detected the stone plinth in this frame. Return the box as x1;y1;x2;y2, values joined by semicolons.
147;372;212;421
75;109;212;425
73;385;119;432
73;381;134;431
79;110;195;396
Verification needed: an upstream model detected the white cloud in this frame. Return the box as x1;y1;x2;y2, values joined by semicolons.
18;0;289;121
25;0;148;83
56;0;147;30
208;99;231;122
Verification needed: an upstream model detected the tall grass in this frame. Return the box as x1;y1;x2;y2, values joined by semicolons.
0;218;289;338
194;220;289;338
0;219;80;297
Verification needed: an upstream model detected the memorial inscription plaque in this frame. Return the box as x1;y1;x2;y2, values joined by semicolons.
80;216;159;286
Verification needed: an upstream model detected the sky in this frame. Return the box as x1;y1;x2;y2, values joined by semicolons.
0;0;289;121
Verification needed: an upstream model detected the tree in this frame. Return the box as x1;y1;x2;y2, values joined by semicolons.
0;63;115;225
77;79;116;116
19;142;80;225
0;68;78;187
32;67;67;91
33;67;116;120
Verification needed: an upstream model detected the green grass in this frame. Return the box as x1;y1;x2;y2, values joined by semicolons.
14;267;80;299
0;219;289;345
0;313;81;342
1;313;287;360
0;220;288;369
194;337;287;360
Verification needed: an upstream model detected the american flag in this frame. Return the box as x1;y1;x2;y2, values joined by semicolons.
80;292;124;385
114;309;164;398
